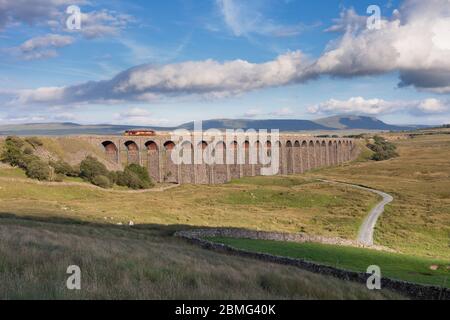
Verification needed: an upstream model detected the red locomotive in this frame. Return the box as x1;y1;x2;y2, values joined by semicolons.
124;130;156;136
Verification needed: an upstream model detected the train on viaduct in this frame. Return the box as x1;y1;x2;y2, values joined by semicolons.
82;133;359;185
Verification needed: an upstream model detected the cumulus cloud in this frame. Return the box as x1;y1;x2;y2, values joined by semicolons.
0;0;85;29
13;51;313;105
312;0;450;93
0;0;134;40
308;97;449;116
5;0;450;106
77;10;135;39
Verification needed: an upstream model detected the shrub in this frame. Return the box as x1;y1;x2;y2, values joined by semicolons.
53;174;65;182
25;137;43;148
25;160;51;181
18;154;41;169
23;147;34;155
50;160;78;177
1;136;25;167
125;164;153;186
116;170;150;190
91;175;112;189
79;156;108;182
367;136;399;161
107;171;119;184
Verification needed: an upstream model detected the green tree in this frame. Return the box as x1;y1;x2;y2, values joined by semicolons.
79;156;108;182
25;160;51;181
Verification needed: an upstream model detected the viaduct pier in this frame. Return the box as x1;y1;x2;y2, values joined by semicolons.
82;133;359;185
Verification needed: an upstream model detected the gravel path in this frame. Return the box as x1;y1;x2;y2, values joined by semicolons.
319;179;394;246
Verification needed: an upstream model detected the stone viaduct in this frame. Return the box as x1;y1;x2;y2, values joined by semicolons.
81;134;359;185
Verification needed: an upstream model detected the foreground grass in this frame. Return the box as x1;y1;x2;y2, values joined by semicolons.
0;217;402;299
307;133;450;260
209;237;449;288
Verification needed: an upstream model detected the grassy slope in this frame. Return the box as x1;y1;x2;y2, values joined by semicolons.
0;175;378;240
307;133;450;260
0;217;402;299
209;238;449;288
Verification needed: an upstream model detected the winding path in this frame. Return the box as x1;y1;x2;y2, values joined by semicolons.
319;179;394;246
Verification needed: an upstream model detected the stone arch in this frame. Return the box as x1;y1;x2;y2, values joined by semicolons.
327;141;334;165
180;141;194;184
286;141;294;174
337;141;343;164
254;141;263;176
294;141;302;173
308;140;316;169
276;141;283;175
243;140;253;176
145;141;159;182
214;141;228;184
332;141;338;165
229;141;240;180
102;141;118;163
315;140;322;168
163;141;177;183
321;141;327;167
301;141;309;172
124;141;140;165
196;141;210;184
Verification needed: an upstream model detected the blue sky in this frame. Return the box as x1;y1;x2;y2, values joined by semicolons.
0;0;449;126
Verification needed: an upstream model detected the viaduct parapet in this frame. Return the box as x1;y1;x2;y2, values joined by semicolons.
81;134;360;185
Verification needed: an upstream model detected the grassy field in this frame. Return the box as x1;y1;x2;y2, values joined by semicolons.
0;132;448;298
208;237;449;288
307;133;450;260
0;173;378;240
0;217;402;299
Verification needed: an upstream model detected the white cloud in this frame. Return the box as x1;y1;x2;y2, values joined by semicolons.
113;107;169;126
12;34;75;60
310;0;450;93
216;0;307;37
243;107;294;118
13;51;312;105
77;10;135;39
0;0;85;29
5;0;450;106
308;97;450;116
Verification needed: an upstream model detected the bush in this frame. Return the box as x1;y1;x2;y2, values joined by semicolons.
50;160;78;177
25;137;43;148
367;136;399;161
116;170;150;190
25;160;51;181
79;156;108;182
23;147;34;155
107;171;119;184
53;174;65;182
91;175;112;189
1;136;25;167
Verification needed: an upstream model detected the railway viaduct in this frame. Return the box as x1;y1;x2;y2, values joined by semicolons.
81;134;359;185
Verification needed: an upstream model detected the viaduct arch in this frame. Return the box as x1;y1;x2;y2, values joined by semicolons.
85;134;359;185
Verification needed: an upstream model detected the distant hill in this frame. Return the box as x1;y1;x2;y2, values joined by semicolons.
313;115;422;131
0;116;426;136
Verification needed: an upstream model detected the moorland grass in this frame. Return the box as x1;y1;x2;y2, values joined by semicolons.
0;217;403;299
307;133;450;260
208;237;449;288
